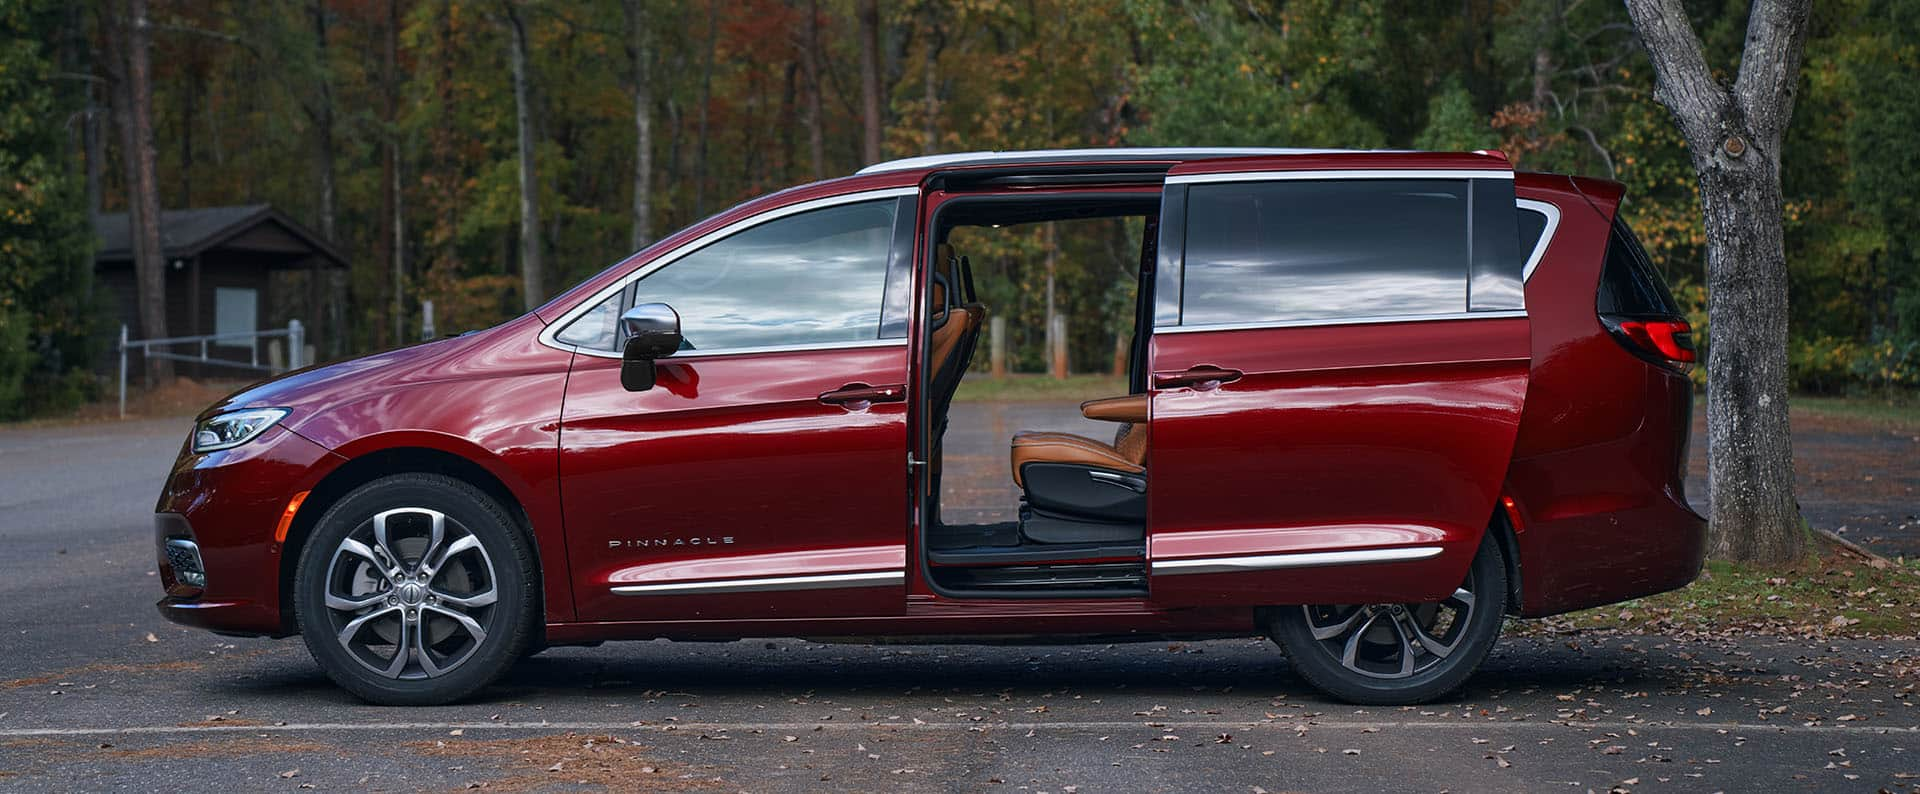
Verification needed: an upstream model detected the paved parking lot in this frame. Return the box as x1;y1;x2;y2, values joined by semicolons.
0;407;1914;792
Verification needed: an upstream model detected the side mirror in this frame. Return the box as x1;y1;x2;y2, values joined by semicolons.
619;303;681;392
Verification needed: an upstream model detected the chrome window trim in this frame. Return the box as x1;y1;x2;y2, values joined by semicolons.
1156;309;1527;335
538;186;921;358
1165;169;1513;185
1152;546;1443;576
856;147;1389;175
1516;198;1561;283
611;570;904;596
576;337;906;362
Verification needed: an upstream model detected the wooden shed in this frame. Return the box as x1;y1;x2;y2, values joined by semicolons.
94;204;346;374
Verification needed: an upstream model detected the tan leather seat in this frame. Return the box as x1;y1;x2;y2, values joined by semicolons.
927;243;980;401
1009;394;1148;487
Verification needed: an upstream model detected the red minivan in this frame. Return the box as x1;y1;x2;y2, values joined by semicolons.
155;149;1705;706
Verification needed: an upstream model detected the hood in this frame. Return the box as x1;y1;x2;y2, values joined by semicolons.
195;314;541;423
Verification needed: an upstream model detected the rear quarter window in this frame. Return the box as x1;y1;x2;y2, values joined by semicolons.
1596;218;1682;316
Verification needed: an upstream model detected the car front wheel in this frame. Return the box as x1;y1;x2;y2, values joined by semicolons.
1269;532;1507;705
294;473;536;706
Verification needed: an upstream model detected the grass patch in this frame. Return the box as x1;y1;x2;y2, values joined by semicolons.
1525;546;1920;638
953;374;1127;403
1792;394;1920;432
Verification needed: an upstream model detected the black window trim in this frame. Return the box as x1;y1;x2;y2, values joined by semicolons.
538;186;919;359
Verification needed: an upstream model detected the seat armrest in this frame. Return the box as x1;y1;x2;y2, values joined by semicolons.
1080;394;1147;423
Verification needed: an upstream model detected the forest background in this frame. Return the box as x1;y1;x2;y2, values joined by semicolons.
1;0;1914;417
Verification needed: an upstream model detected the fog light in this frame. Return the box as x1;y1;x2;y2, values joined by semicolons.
165;538;207;588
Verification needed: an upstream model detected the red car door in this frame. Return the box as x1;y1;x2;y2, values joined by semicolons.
551;192;918;622
1145;153;1531;607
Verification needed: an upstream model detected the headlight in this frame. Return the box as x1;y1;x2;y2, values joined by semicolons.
193;408;290;453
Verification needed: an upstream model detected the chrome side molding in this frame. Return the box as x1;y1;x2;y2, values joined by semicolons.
1151;546;1444;576
610;570;904;596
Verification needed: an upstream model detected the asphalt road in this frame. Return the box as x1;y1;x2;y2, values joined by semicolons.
0;410;1914;792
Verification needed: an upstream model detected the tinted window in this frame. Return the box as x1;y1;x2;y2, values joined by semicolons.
1596;218;1681;316
1181;180;1469;325
554;290;623;350
1517;208;1548;262
554;200;898;352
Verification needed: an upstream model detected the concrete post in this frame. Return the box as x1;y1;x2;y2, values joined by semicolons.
117;324;128;419
288;320;305;370
1050;314;1069;380
989;316;1006;380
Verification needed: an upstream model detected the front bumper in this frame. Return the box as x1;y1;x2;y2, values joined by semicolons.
154;425;342;637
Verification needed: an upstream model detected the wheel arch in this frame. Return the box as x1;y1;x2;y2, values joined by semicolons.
279;446;545;640
1488;499;1523;617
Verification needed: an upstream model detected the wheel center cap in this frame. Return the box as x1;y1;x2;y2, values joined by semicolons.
397;582;426;606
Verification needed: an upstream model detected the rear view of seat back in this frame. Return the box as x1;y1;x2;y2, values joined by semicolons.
927;244;985;428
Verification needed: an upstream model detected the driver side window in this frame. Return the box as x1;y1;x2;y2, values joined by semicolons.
554;199;899;353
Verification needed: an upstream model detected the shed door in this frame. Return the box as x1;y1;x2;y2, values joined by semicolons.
1145;154;1531;607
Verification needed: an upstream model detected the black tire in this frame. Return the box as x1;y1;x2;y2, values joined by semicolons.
1269;531;1507;705
293;473;537;706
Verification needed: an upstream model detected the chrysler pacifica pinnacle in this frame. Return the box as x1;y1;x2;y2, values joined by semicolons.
155;148;1705;706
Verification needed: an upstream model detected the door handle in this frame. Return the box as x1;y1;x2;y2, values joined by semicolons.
1154;365;1243;391
818;382;907;409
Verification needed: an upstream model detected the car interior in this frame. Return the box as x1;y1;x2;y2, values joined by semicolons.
919;192;1161;596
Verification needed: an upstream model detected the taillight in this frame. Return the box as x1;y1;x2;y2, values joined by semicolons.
1601;314;1696;369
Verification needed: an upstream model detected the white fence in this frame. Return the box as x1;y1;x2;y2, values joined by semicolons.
116;320;304;418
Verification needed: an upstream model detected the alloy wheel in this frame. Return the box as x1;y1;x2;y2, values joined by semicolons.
322;507;499;680
1297;568;1480;680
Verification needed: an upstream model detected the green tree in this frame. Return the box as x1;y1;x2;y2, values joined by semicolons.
1125;0;1387;148
0;0;97;418
1413;79;1493;151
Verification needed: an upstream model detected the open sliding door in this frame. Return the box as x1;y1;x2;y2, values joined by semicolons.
1145;153;1531;607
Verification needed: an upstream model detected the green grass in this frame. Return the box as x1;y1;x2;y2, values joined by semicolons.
1524;549;1920;638
952;374;1128;403
1792;394;1920;431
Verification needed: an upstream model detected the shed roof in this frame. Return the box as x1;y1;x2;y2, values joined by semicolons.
94;204;347;268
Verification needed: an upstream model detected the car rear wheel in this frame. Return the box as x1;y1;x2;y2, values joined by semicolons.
1269;532;1507;705
294;473;536;706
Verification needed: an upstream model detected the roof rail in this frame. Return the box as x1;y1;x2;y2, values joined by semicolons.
855;147;1392;175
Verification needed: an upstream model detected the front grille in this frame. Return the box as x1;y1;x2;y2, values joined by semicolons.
164;539;206;588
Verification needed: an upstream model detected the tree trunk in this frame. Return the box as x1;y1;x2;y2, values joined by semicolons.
1697;153;1801;562
504;1;543;311
625;0;654;249
799;0;826;180
123;0;171;382
920;6;941;155
311;1;344;356
693;0;717;216
310;1;337;242
856;0;882;165
1624;0;1812;564
383;0;404;348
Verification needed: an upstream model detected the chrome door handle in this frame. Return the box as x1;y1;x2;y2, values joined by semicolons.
1153;365;1243;391
818;382;907;409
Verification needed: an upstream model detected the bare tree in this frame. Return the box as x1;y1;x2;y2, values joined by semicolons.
624;0;654;249
384;0;406;347
503;1;543;310
856;0;881;164
1622;0;1812;563
797;0;827;180
692;0;717;215
113;0;171;382
919;2;944;155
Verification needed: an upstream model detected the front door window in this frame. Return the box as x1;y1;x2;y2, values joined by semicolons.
554;199;901;353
